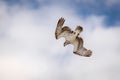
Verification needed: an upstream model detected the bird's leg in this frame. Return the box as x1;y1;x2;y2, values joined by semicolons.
64;40;70;47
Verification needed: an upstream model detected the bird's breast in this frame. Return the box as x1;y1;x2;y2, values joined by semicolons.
65;34;76;42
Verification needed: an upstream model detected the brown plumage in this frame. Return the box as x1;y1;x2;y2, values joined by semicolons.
75;26;83;32
72;37;92;57
55;17;65;39
62;26;72;32
55;17;92;57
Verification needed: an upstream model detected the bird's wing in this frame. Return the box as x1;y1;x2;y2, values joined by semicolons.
72;37;92;57
72;37;83;53
55;17;65;39
75;26;83;32
79;47;92;57
55;18;72;39
74;26;83;35
56;26;72;39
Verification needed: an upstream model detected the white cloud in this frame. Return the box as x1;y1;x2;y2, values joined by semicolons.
0;1;120;80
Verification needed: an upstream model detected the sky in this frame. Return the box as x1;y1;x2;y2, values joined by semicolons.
0;0;120;80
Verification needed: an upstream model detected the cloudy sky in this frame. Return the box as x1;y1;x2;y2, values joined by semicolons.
0;0;120;80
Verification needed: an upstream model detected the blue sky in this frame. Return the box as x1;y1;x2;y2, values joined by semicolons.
3;0;120;26
0;0;120;80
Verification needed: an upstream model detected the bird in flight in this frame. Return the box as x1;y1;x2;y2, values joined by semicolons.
55;17;92;57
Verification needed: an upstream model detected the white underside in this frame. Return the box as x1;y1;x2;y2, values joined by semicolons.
65;33;76;43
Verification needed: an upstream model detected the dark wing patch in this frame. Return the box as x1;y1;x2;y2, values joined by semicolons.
62;26;72;33
55;17;65;39
75;37;84;50
75;26;83;32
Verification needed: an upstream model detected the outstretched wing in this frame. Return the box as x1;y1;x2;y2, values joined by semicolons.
75;26;83;32
55;18;72;39
72;37;83;53
79;47;92;57
55;17;65;39
72;26;83;37
72;37;92;57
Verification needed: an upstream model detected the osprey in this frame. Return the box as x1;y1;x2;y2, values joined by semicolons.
55;18;92;57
